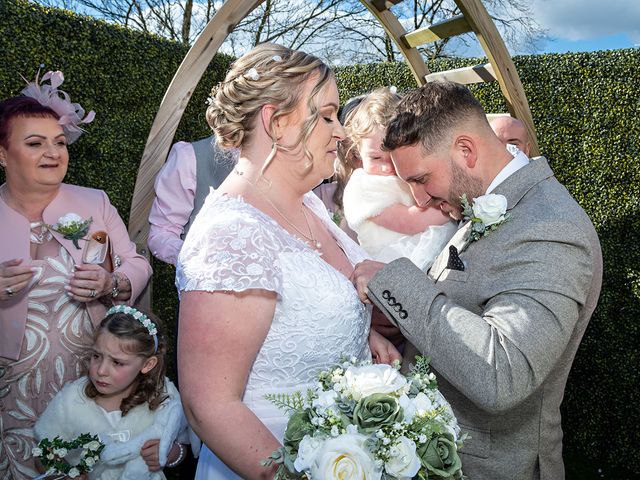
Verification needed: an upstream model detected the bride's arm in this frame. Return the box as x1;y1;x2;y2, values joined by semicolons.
178;289;279;480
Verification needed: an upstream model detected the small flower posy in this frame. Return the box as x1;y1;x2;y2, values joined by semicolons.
262;357;465;480
106;305;158;353
460;193;511;250
32;433;104;479
47;213;93;249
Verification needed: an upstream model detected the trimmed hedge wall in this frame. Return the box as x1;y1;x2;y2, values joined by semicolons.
1;1;638;476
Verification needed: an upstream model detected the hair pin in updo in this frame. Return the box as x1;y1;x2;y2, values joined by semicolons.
245;68;260;81
271;55;282;62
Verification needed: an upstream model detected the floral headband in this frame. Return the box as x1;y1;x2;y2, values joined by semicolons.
106;305;158;353
21;68;95;144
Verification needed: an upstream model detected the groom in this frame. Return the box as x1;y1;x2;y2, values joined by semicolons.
351;82;602;479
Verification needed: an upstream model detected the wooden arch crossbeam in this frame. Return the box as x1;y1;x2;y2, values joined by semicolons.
128;0;539;305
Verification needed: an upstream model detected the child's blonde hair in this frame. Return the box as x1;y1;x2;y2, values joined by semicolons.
344;87;402;162
85;310;167;415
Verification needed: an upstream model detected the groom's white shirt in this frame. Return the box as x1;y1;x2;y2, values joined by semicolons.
485;148;529;194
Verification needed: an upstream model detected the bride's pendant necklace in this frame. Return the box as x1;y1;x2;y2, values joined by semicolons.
234;169;322;251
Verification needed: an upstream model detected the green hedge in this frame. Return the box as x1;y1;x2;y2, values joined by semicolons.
1;1;638;476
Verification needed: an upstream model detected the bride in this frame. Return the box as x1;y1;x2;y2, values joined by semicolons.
176;43;401;479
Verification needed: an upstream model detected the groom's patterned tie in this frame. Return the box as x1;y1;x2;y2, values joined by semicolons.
446;245;465;271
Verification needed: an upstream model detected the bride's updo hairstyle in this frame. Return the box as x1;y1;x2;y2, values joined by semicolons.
206;43;333;174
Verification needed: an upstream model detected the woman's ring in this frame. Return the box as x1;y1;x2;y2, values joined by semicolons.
89;289;97;298
5;287;14;296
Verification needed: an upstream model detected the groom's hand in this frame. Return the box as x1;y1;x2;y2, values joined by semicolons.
351;260;386;303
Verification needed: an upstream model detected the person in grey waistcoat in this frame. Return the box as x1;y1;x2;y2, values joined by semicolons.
351;81;603;480
148;135;235;266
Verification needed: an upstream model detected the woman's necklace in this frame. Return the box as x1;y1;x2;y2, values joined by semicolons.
234;169;322;251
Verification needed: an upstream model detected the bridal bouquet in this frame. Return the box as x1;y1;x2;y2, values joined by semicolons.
263;357;465;480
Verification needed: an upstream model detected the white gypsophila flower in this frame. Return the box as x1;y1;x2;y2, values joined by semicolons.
294;435;325;473
47;453;54;460
68;467;80;478
343;364;407;400
472;193;508;226
310;433;382;480
346;424;359;434
331;426;340;437
58;213;83;226
31;447;43;457
384;436;421;478
419;434;428;443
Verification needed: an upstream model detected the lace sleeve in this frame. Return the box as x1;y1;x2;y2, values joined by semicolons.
176;197;286;296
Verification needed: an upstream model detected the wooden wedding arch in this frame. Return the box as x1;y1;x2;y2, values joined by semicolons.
128;0;538;306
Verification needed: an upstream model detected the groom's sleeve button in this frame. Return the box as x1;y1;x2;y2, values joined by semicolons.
388;296;396;306
399;309;408;319
382;290;391;299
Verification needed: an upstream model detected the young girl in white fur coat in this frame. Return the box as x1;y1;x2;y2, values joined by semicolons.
34;306;193;479
342;88;457;270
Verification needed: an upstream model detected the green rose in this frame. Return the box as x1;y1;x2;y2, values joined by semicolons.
417;432;462;479
353;393;403;433
283;410;314;451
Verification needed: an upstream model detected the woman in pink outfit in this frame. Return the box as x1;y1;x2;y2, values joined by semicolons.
0;72;152;479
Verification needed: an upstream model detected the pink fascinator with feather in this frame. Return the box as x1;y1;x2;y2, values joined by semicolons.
21;69;95;144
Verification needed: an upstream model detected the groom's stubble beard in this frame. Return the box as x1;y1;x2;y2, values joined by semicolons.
446;159;484;220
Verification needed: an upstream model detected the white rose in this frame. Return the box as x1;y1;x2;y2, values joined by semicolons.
84;440;101;451
58;212;83;226
472;194;507;226
54;447;68;457
313;390;338;412
310;433;382;480
399;392;434;422
85;456;95;467
384;436;421;479
343;364;407;400
68;467;80;478
293;434;325;473
31;447;43;457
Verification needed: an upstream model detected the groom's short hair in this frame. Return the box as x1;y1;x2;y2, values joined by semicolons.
383;81;488;155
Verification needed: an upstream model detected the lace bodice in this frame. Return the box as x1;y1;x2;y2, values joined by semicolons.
176;191;371;393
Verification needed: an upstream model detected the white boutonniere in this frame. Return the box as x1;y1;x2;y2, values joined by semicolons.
460;193;510;249
48;213;93;249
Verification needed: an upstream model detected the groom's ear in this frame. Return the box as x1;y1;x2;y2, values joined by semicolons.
453;135;478;169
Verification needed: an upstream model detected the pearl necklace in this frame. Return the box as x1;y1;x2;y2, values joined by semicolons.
234;169;322;251
0;186;52;244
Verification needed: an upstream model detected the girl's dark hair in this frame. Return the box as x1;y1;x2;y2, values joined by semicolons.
85;310;168;415
0;96;59;149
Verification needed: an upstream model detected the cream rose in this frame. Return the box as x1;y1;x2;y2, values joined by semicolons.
309;433;382;480
343;364;407;400
471;194;507;226
294;434;325;473
399;392;434;422
57;212;83;226
385;436;421;478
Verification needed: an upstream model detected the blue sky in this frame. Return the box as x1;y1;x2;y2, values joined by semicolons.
531;0;640;54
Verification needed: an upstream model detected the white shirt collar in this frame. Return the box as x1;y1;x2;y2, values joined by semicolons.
485;147;530;194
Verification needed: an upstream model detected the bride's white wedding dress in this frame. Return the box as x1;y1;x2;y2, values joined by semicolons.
176;190;371;479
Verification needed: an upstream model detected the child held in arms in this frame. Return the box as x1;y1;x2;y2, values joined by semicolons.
342;87;457;270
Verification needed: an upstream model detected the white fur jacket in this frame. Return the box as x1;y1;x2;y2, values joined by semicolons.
34;376;198;480
343;168;457;269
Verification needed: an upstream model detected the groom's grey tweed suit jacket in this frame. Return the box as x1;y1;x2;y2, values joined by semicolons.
368;157;602;480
